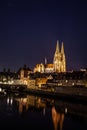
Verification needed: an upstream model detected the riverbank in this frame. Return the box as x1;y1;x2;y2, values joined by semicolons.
24;86;87;103
0;84;87;103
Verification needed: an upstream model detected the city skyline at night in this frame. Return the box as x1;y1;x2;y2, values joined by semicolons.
0;0;87;72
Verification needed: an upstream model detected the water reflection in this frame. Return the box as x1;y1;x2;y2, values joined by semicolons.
16;95;46;114
43;107;46;116
52;106;64;130
0;93;87;129
7;96;13;105
14;94;87;129
14;94;87;118
18;97;28;113
16;95;65;130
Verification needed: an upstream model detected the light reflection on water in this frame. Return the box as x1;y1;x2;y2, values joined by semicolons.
52;106;64;130
0;94;87;130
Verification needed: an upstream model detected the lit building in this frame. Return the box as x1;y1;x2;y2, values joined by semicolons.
53;40;66;72
18;64;32;79
34;40;66;73
45;64;54;73
17;65;32;85
35;77;48;87
27;79;36;88
34;63;45;73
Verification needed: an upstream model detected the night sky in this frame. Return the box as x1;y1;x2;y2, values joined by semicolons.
0;0;87;72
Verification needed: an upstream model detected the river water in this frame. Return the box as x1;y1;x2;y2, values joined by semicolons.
0;93;87;130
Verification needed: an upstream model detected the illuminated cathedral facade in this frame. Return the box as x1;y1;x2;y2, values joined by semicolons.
53;40;66;72
34;40;66;73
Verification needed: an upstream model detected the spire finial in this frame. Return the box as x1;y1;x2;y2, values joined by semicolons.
45;57;47;64
56;40;59;52
61;41;64;54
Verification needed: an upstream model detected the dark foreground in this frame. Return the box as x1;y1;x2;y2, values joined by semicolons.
0;91;87;130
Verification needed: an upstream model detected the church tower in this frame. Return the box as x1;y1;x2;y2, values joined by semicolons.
53;40;61;72
45;57;47;65
53;40;66;72
60;42;66;72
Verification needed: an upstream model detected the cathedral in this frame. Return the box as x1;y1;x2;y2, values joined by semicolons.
34;40;66;73
53;40;66;72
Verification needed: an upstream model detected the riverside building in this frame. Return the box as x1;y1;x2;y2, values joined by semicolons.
34;40;66;73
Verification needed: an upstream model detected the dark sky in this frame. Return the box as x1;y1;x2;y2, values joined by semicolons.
0;0;87;72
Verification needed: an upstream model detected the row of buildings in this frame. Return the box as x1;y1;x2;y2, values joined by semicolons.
0;41;87;88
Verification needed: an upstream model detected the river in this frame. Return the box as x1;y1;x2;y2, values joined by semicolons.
0;93;87;130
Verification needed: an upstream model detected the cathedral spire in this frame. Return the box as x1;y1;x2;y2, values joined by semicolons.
45;57;47;65
61;42;64;54
56;40;59;52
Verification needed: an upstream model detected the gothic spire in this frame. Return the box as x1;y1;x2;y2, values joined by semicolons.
45;57;47;65
61;42;64;54
56;40;59;53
